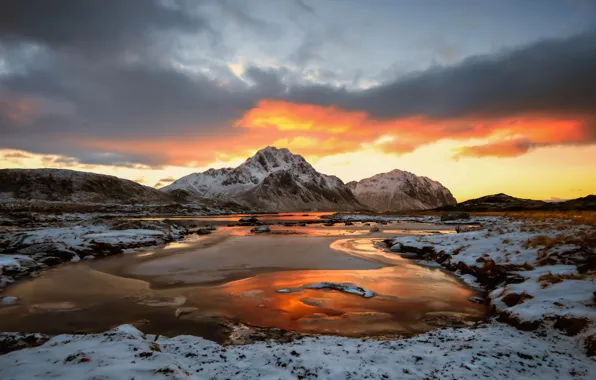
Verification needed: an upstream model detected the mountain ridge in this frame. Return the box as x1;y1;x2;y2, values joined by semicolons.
438;193;596;211
347;169;457;211
162;146;363;211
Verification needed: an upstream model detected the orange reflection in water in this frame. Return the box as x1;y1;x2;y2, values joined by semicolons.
210;264;485;337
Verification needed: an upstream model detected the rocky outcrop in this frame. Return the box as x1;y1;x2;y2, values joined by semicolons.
347;169;456;212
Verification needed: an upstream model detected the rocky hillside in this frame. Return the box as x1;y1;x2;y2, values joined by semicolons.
0;169;171;204
346;169;456;212
162;147;362;211
439;193;596;211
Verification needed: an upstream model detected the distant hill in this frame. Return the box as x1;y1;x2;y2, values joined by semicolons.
0;169;171;204
438;193;596;212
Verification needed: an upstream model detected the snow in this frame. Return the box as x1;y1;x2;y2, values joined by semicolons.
490;266;596;323
0;220;190;289
389;221;542;266
277;282;375;298
0;254;40;272
161;147;353;210
348;168;456;211
0;324;594;379
388;216;596;332
305;282;375;298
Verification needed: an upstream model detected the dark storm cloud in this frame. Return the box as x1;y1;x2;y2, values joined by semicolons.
335;29;596;119
0;0;206;56
1;0;595;167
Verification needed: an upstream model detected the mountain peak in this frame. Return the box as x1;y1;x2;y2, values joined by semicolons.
349;169;456;211
162;146;359;211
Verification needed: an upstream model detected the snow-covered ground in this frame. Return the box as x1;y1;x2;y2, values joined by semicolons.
0;219;189;290
388;216;596;351
1;214;594;378
0;324;594;379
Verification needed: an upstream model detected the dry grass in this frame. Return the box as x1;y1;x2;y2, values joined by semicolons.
521;229;596;250
537;272;594;289
470;211;596;226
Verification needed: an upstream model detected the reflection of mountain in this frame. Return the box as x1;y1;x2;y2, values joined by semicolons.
162;147;361;211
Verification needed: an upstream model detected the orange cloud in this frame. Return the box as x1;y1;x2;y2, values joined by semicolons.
453;139;533;159
76;99;594;166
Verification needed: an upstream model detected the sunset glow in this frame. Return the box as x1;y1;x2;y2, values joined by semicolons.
1;1;595;202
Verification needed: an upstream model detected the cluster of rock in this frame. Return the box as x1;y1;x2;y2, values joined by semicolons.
0;219;192;290
384;236;595;354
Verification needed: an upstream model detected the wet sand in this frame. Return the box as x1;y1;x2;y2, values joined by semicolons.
0;222;486;341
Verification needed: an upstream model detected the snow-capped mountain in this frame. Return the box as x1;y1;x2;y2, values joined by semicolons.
346;169;457;211
162;147;361;211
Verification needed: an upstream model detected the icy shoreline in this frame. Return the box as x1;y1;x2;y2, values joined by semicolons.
0;218;193;291
385;215;596;355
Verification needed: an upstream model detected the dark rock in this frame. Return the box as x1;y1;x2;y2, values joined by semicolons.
554;316;589;336
440;211;470;221
496;311;541;331
504;274;526;284
251;226;271;233
37;256;64;266
585;334;596;356
0;332;50;355
239;216;259;223
196;228;212;235
501;292;533;307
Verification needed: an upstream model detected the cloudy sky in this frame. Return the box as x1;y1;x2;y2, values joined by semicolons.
1;0;595;201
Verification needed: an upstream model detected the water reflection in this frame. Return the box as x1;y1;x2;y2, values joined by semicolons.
199;266;485;336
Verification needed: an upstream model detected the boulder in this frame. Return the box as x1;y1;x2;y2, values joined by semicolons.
37;256;63;266
250;225;271;233
0;296;19;306
239;216;259;223
440;211;470;221
370;226;380;232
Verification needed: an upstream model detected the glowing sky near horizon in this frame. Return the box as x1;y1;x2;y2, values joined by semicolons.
1;0;595;201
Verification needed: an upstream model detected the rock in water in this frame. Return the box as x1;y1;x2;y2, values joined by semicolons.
347;169;456;212
239;216;259;223
0;297;19;306
251;225;271;233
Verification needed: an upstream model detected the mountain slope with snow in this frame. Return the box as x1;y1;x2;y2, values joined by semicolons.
0;169;171;204
162;147;361;211
347;169;456;211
